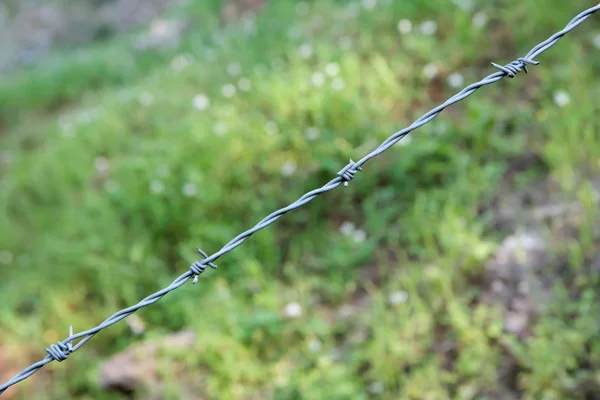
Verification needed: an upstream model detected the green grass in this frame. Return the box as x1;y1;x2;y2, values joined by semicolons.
1;0;599;399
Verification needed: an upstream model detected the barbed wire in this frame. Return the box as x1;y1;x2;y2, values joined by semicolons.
2;3;599;396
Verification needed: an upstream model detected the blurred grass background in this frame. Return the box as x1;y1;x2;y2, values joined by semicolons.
0;0;599;399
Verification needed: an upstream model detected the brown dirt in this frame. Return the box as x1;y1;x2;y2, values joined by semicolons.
220;0;267;25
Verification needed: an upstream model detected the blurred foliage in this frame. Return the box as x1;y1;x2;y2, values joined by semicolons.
0;0;599;399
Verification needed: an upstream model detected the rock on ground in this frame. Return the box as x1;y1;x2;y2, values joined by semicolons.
98;330;198;396
482;230;553;338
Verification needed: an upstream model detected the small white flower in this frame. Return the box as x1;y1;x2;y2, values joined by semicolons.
451;0;475;12
94;157;110;174
339;304;354;318
423;63;439;80
345;2;360;18
472;12;488;29
284;302;302;318
447;72;465;88
281;161;297;177
492;280;504;293
331;77;345;91
58;114;71;127
265;121;278;135
397;19;412;34
298;43;313;59
183;182;197;197
242;17;257;35
227;62;242;77
593;33;600;49
311;71;325;87
138;91;154;106
369;382;384;394
307;339;322;353
0;251;13;265
192;94;210;110
434;121;449;135
353;229;367;243
305;127;320;140
170;53;193;71
150;180;164;194
362;0;376;10
325;63;340;77
213;122;227;136
76;110;95;125
419;20;437;36
126;315;145;335
222;84;237;98
296;2;309;16
553;90;570;107
156;164;170;178
60;122;75;137
238;78;251;92
340;221;355;236
339;36;353;50
388;290;409;305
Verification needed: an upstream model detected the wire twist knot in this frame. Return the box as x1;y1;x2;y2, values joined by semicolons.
491;57;540;78
337;159;362;187
190;248;218;284
45;326;74;362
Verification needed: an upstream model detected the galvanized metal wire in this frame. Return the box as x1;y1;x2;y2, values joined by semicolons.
2;3;599;396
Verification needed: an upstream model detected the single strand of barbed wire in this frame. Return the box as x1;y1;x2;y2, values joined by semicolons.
202;184;341;260
193;178;347;268
191;178;342;269
2;4;600;396
195;179;343;266
68;274;195;350
357;77;505;169
0;7;584;396
374;75;504;152
187;181;344;277
215;184;334;249
63;271;193;346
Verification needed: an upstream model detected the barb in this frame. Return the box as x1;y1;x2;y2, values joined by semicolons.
2;3;599;396
491;57;540;77
337;159;363;187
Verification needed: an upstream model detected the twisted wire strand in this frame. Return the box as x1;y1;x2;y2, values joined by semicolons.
2;3;599;396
